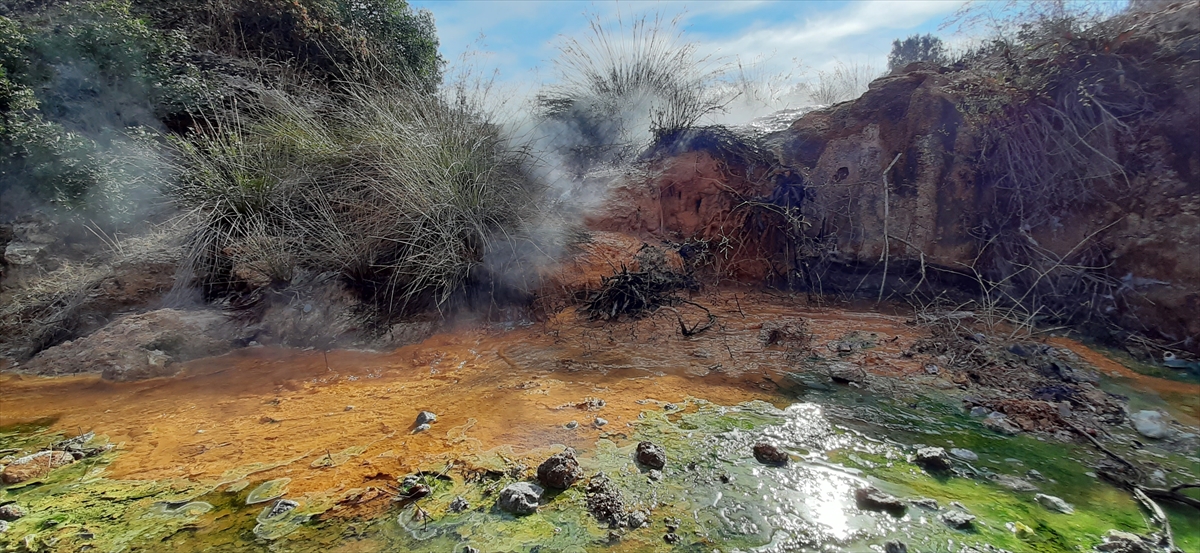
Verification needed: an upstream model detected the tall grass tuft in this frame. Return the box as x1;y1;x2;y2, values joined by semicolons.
169;77;543;316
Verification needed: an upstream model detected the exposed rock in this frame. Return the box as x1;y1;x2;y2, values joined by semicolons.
635;441;666;470
950;448;978;461
461;547;479;553
1035;493;1074;514
0;504;25;521
827;362;866;384
449;496;469;513
983;413;1022;435
415;411;437;426
497;482;542;515
1129;410;1174;439
663;532;680;544
586;473;627;528
0;520;7;534
885;540;909;553
593;417;608;427
941;509;976;529
752;443;788;466
625;509;648;528
1026;469;1046;481
854;486;907;516
0;450;75;483
412;423;431;433
647;469;662;481
537;449;584;490
969;406;990;417
913;447;952;471
1093;530;1154;553
21;309;236;381
262;499;298;520
565;420;578;429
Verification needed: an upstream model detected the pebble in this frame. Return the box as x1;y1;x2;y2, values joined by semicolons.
647;469;663;481
752;443;788;466
415;411;438;426
1026;469;1045;481
565;420;578;429
344;405;354;411
0;520;7;534
497;482;543;515
594;417;608;428
885;540;908;553
969;406;989;417
663;532;680;544
854;486;907;516
910;497;939;510
413;423;431;433
449;496;469;513
461;546;479;553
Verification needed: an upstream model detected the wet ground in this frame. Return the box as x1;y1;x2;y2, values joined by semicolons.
1;291;1197;552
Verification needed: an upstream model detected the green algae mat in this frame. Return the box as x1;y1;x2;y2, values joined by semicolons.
2;392;1197;553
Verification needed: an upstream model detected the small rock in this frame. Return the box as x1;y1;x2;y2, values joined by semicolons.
752;443;788;466
344;405;354;411
413;423;431;433
885;540;909;553
635;441;666;470
586;473;627;528
969;406;989;417
983;413;1021;435
497;482;543;515
924;364;940;375
950;448;978;461
913;447;952;471
647;469;662;481
263;499;299;519
0;504;25;521
854;486;907;516
1007;521;1035;538
941;509;976;529
1094;530;1154;553
625;510;648;528
593;417;608;428
910;497;939;510
1026;469;1045;481
663;532;680;544
415;411;437;426
664;517;680;532
537;449;584;490
1129;410;1173;440
449;496;469;513
461;546;479;553
565;420;578;429
0;451;75;484
1035;493;1074;514
0;520;7;534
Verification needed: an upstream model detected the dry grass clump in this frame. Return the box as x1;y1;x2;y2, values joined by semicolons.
169;77;545;317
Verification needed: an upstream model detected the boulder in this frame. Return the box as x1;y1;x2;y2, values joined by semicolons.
885;541;908;553
941;509;976;529
497;482;543;515
635;441;666;470
950;448;978;461
415;411;437;426
1129;410;1174;439
0;504;25;521
22;309;236;381
537;449;584;490
1093;530;1154;553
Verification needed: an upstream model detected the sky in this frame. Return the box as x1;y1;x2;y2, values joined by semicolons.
409;0;968;86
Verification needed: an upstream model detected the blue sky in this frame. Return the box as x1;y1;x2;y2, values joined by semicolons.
410;0;967;84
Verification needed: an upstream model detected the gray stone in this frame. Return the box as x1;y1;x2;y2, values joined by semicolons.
1035;493;1074;514
1129;410;1173;439
413;423;431;433
941;510;976;529
910;497;939;510
1026;469;1045;481
415;411;437;426
970;406;989;417
885;540;908;553
992;474;1039;492
914;447;952;471
827;362;866;383
460;547;480;553
647;469;662;481
983;413;1022;435
497;482;543;515
565;420;578;429
0;520;8;534
449;496;469;513
950;448;978;461
0;504;25;521
593;417;608;427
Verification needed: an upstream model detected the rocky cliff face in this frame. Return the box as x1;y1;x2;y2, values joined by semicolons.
592;2;1199;352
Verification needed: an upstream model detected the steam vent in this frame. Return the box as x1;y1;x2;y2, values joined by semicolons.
2;1;1198;552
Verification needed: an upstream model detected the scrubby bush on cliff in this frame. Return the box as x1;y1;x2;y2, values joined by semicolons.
887;34;947;73
170;77;543;316
537;13;727;172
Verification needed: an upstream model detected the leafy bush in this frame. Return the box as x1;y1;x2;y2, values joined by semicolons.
887;34;947;72
170;79;543;314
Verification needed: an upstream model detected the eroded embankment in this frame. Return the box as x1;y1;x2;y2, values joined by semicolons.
1;292;1198;552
